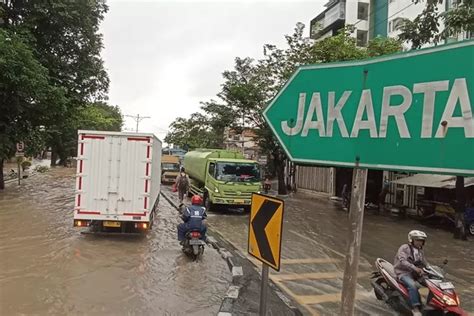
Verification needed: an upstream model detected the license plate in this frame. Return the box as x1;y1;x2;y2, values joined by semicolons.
189;239;204;245
103;221;121;228
439;282;454;290
234;199;245;204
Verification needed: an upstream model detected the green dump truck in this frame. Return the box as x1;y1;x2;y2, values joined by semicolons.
184;149;261;211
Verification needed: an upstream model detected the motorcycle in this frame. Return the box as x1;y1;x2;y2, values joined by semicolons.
341;186;378;213
178;203;206;261
181;229;205;261
371;258;467;315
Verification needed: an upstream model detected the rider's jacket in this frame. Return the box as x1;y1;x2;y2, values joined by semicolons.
181;205;207;229
394;244;427;278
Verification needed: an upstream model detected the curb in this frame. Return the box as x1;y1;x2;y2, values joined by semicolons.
160;191;243;315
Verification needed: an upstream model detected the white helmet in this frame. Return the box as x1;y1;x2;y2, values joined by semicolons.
408;230;427;243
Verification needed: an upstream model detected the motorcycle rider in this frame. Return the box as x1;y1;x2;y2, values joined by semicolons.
177;195;207;244
394;230;428;316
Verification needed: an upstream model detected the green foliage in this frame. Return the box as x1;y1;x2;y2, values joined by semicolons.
366;36;403;57
76;102;123;132
200;100;235;147
442;1;474;38
311;29;366;63
164;113;219;150
0;29;64;162
399;0;474;48
1;0;110;169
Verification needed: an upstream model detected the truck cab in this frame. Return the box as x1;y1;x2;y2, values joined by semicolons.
205;158;261;209
161;155;180;184
184;149;261;211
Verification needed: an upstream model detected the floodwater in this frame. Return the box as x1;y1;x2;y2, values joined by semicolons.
208;192;474;315
0;167;230;315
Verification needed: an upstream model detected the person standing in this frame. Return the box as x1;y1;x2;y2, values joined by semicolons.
378;177;390;212
175;167;190;203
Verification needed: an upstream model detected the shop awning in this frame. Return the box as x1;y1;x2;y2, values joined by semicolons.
391;174;474;189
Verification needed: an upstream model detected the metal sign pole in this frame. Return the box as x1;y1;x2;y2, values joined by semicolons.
17;160;21;185
259;263;269;316
340;158;367;315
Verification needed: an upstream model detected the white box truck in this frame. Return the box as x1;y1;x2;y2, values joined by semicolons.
73;130;162;233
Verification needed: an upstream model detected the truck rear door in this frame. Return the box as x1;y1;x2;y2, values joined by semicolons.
78;134;150;219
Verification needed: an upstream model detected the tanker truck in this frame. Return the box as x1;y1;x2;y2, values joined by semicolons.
184;149;261;211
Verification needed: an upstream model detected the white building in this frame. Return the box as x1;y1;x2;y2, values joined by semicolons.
310;0;471;47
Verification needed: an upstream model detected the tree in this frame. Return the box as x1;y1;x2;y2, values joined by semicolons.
0;29;65;189
200;100;235;148
1;0;110;166
399;0;474;49
76;102;123;132
165;113;216;150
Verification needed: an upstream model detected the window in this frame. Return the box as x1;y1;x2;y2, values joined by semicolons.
162;163;179;172
356;30;368;47
208;162;216;177
388;18;403;32
447;0;459;9
215;162;261;182
357;2;369;20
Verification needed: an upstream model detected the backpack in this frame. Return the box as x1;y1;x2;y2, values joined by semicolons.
177;173;189;191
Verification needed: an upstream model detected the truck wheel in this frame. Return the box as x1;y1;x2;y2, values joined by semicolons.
469;222;474;235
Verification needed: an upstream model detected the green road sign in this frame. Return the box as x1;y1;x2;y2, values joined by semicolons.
263;41;474;176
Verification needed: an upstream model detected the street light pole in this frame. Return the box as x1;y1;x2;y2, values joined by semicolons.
125;114;151;132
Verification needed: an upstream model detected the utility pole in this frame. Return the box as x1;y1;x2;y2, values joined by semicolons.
125;114;150;132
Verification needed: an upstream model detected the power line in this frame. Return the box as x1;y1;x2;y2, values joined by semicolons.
125;114;151;133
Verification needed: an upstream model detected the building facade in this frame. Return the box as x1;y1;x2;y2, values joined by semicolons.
224;128;262;161
310;0;471;47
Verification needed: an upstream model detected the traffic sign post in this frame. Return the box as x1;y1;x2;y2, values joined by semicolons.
263;42;474;315
248;193;284;315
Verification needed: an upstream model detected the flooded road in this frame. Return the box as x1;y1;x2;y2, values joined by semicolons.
207;193;474;315
0;168;230;315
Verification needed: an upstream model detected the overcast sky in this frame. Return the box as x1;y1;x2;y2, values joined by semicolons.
100;0;325;141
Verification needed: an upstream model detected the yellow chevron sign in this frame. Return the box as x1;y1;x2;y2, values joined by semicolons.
248;193;284;271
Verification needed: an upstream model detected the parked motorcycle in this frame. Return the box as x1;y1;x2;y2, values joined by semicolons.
371;258;467;315
341;184;379;213
181;229;205;261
